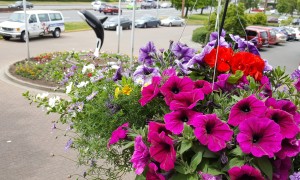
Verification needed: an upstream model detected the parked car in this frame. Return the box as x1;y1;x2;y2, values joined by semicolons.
103;5;122;15
274;27;295;41
290;27;300;40
160;16;185;27
284;27;297;40
278;15;288;23
245;27;269;49
126;2;141;10
103;16;132;30
141;0;159;9
91;0;102;11
247;26;277;45
98;3;108;13
8;1;33;9
267;16;278;23
0;10;65;41
160;2;172;8
270;28;287;44
135;15;160;28
292;18;300;25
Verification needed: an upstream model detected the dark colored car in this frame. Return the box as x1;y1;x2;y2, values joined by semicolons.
267;17;278;23
8;1;33;9
248;26;277;45
292;18;300;25
135;15;160;28
103;5;122;15
103;16;132;30
141;0;159;9
245;27;269;49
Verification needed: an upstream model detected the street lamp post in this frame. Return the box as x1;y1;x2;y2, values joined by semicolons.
23;0;30;60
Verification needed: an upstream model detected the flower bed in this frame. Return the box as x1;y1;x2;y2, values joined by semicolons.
24;31;300;179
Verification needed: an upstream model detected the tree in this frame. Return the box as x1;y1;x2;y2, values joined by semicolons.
276;0;297;15
171;0;213;17
239;0;260;10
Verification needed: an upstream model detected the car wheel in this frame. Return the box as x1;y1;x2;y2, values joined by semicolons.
169;23;172;27
20;31;28;42
143;23;147;28
128;25;132;30
180;22;184;27
3;36;10;41
52;28;61;38
104;12;107;15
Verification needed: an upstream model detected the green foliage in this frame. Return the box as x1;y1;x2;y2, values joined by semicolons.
170;0;213;17
239;0;260;9
192;26;210;44
277;0;298;15
246;13;267;25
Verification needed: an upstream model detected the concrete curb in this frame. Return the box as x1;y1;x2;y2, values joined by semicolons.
4;65;65;93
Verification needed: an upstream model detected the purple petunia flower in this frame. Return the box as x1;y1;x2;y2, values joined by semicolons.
228;95;267;127
146;163;165;180
199;172;222;180
107;122;129;148
291;66;300;80
86;91;98;101
191;114;233;152
213;74;234;92
290;171;300;180
139;76;161;106
133;65;160;86
160;76;194;105
70;65;77;71
169;89;204;111
237;117;282;158
65;139;73;151
113;66;122;82
138;41;156;66
130;135;150;175
294;78;300;92
210;29;226;41
229;34;260;56
276;138;300;159
171;42;196;63
263;59;273;72
272;157;291;180
265;109;299;138
228;165;264;180
186;45;213;68
194;80;213;95
207;30;229;48
164;109;202;135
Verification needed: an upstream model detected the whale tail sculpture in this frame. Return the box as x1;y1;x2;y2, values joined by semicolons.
78;10;107;57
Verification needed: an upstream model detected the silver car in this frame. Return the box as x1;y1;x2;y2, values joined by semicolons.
160;16;185;27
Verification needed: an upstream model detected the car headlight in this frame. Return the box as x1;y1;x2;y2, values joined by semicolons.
16;28;21;32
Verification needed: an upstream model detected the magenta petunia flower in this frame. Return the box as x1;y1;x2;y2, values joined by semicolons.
139;76;161;107
162;68;176;77
277;99;298;115
149;131;176;171
265;109;299;138
228;95;267;127
213;74;234;92
199;172;222;180
130;135;150;175
272;157;291;180
107;122;129;148
160;76;194;105
164;109;202;134
194;80;213;95
191;114;233;152
169;90;204;111
294;78;300;91
276;138;300;159
146;162;165;180
148;122;171;139
259;75;272;98
228;165;264;180
237;117;282;157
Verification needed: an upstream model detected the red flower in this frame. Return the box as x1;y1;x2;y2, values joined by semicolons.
203;46;233;73
230;52;265;80
87;72;93;77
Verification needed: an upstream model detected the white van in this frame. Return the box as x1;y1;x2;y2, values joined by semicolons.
0;10;65;41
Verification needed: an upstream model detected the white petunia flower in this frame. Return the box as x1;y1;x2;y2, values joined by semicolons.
36;92;49;99
82;64;95;74
66;82;73;94
77;81;89;88
48;96;60;108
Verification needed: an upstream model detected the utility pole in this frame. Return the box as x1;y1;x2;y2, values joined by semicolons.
181;0;185;18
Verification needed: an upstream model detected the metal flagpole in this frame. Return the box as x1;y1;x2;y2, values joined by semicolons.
117;0;121;53
156;0;159;18
130;0;136;68
23;0;30;60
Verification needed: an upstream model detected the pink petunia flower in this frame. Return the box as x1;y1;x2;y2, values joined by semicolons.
191;114;233;152
164;109;202;134
130;135;150;175
228;95;267;127
294;78;300;92
272;157;291;180
160;76;194;105
199;172;222;180
228;165;264;180
162;68;176;77
265;109;299;138
276;138;300;159
107;122;129;148
148;122;171;141
139;76;161;106
237;117;282;158
194;80;213;95
149;132;176;171
169;89;204;111
146;162;165;180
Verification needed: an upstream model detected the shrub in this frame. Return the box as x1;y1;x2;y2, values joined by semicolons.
192;26;210;44
246;12;267;25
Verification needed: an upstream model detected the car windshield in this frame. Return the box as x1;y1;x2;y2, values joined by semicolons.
260;31;268;38
8;13;27;22
107;17;119;22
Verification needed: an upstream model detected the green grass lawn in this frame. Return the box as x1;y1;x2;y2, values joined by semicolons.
185;14;209;25
65;22;91;32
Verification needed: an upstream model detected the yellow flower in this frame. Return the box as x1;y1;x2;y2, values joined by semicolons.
115;87;120;99
122;85;132;95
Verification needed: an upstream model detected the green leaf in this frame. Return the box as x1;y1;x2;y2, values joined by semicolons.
190;151;203;171
207;167;223;175
175;165;189;175
179;140;193;155
169;173;198;180
183;124;194;139
135;174;146;180
223;157;245;171
203;149;218;158
227;70;244;84
256;157;273;180
122;141;134;150
230;146;244;157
